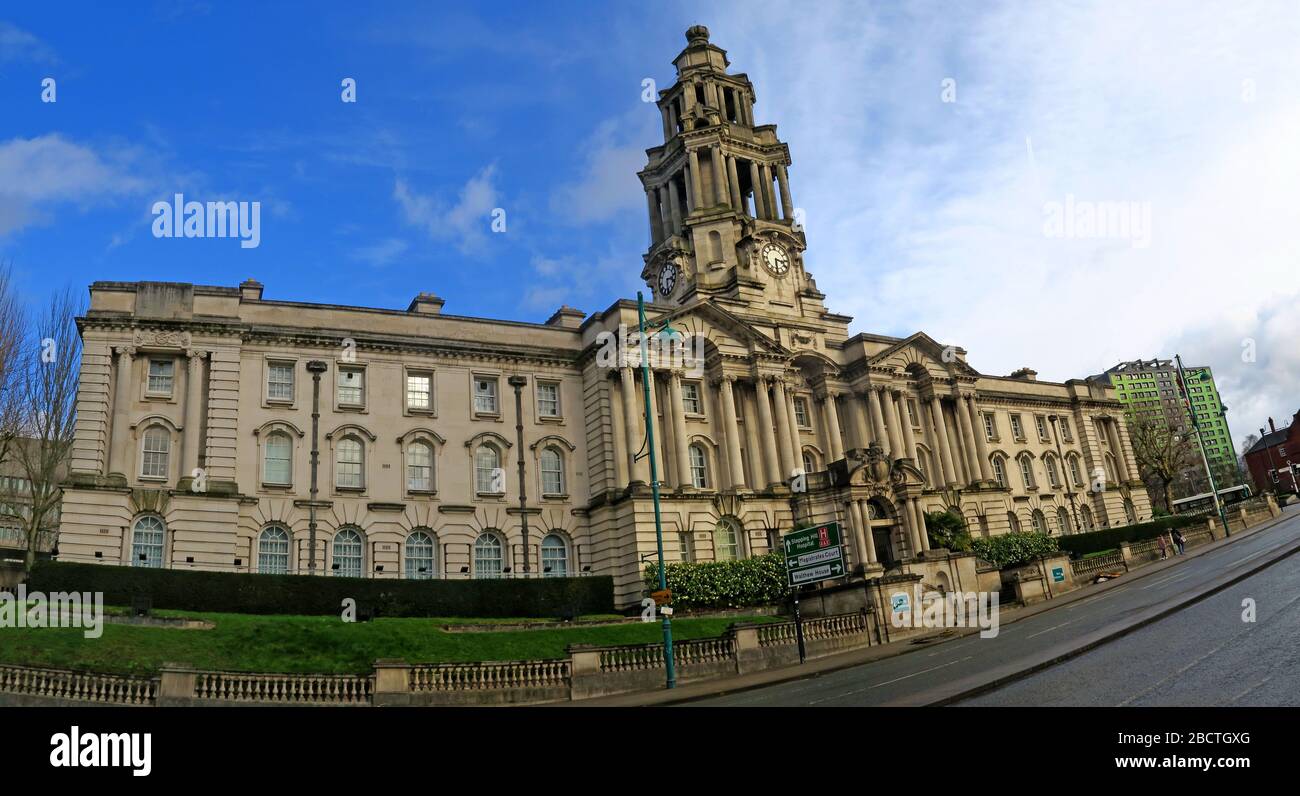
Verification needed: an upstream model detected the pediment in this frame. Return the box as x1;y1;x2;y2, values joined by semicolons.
868;332;981;379
647;300;791;357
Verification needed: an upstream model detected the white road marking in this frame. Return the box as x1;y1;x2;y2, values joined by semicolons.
1026;619;1075;639
807;656;975;703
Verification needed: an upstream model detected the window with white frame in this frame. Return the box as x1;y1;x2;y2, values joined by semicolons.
802;450;815;476
474;533;503;578
406;441;433;492
333;528;363;577
141;426;170;479
1031;510;1046;533
1059;416;1072;441
536;381;560;417
406;372;432;412
258;526;290;574
337;368;365;407
335;437;364;489
1010;414;1024;440
263;431;292;485
475;444;502;494
907;399;919;427
1019;455;1036;489
405;531;436;579
147;359;174;396
131;516;165;568
682;381;703;415
1035;415;1050;441
983;412;997;441
541;534;568;577
1057;507;1072;535
1068;455;1084;487
714;516;742;561
793;396;811;428
1007;511;1021;533
689;443;708;488
540;447;564;495
991;455;1007;488
267;362;295;402
1045;455;1061;487
473;376;498;414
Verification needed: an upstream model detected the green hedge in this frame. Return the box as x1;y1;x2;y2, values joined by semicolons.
970;532;1059;568
645;552;790;610
1055;515;1201;558
27;561;613;618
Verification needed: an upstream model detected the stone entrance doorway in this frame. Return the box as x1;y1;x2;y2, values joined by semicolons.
867;499;897;567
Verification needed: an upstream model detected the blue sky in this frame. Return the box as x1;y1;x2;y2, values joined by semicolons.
3;1;1300;450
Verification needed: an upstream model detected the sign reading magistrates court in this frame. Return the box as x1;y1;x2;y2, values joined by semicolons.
782;522;847;587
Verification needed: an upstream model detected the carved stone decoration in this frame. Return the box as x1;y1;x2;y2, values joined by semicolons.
134;329;192;349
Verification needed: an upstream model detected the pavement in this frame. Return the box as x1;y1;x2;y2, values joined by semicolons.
574;506;1300;707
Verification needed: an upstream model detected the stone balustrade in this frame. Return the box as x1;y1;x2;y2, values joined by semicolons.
0;663;156;705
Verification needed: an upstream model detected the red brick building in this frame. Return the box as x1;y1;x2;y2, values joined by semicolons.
1243;411;1300;495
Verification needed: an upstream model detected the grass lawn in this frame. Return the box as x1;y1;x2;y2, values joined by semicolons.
0;611;778;676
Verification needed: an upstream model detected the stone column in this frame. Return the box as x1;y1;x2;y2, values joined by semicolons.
748;160;768;219
823;392;845;462
784;383;803;469
687;149;704;209
711;145;728;206
867;387;889;456
753;378;783;488
759;164;775;221
619;367;646;484
850;500;875;565
660;104;672;140
182;349;206;480
929;397;958;485
645;189;662;243
968;396;994;481
108;345;136;477
742;387;765;489
667;179;683;236
683;165;695;213
898;392;918;463
849;392;871;450
883;387;904;460
609;376;628;487
945;407;968;484
669;371;692;489
772;378;797;481
719;376;746;490
954;393;982;482
911;497;930;553
645;370;666;486
1114;417;1141;481
726;156;742;212
776;164;794;220
668;104;678;136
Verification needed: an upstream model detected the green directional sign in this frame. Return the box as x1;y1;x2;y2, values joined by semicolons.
782;521;847;587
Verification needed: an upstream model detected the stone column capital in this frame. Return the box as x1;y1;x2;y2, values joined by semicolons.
185;348;207;362
114;345;136;358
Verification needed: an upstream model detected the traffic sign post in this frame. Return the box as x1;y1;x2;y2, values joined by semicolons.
782;522;848;664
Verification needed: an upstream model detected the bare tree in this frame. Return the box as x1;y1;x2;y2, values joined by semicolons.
0;263;25;471
1126;411;1195;512
0;286;82;571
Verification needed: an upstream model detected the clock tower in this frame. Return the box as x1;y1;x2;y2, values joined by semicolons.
639;25;829;325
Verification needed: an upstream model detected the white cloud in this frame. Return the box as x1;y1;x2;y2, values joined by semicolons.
394;165;499;254
549;107;658;225
0;135;148;235
0;22;56;64
701;0;1300;452
350;237;409;267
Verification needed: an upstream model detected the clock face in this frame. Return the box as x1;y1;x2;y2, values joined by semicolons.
761;243;790;275
658;264;678;297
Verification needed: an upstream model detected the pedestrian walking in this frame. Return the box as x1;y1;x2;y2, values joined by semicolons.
1173;529;1186;556
1156;533;1168;560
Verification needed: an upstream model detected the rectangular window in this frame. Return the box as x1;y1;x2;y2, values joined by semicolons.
473;376;498;414
983;412;996;441
793;396;811;428
1059;417;1072;441
147;359;174;396
1035;415;1050;441
907;399;919;427
682;381;703;415
537;381;560;417
406;372;432;411
267;362;295;402
337;368;365;406
1010;414;1024;440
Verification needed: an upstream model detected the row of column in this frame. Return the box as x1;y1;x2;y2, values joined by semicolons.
843;495;930;569
107;346;206;480
1102;416;1140;482
660;80;754;139
645;152;795;244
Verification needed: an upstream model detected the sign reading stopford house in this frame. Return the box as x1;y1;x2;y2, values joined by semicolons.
782;522;847;587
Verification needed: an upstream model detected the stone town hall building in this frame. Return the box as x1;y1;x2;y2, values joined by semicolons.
60;26;1151;606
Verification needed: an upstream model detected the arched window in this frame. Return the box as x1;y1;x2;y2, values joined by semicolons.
1103;453;1118;483
708;230;723;262
1018;455;1036;489
405;531;436;579
258;526;290;574
1007;511;1021;533
991;455;1007;488
541;534;569;577
407;441;433;492
540;447;564;495
1067;455;1084;488
264;432;292;485
1057;507;1073;535
475;444;501;494
1044;455;1061;488
336;437;364;489
715;516;742;561
689;444;708;489
474;532;504;579
1080;504;1095;531
333;528;363;577
141;426;170;479
801;450;816;475
1031;509;1047;534
1123;498;1136;525
131;516;165;568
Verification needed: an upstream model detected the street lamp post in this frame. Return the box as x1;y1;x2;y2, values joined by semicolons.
637;292;675;689
305;360;329;573
1048;414;1080;533
508;375;530;576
